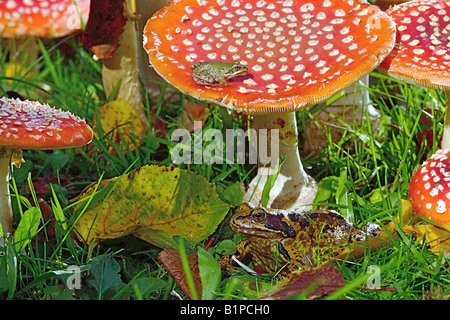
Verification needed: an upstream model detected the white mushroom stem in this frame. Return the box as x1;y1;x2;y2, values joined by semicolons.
101;0;148;129
0;149;13;244
135;0;170;99
8;38;40;79
332;77;381;135
333;77;370;107
244;112;317;212
302;77;381;155
441;91;450;150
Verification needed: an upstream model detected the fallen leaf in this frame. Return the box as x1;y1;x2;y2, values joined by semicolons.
182;100;209;132
96;98;146;152
157;248;202;300
80;0;127;59
257;265;345;300
374;199;450;256
405;224;450;255
396;199;450;255
35;198;55;242
33;198;80;246
150;106;168;138
425;284;450;300
74;165;230;249
26;174;74;197
415;129;441;158
5;62;28;84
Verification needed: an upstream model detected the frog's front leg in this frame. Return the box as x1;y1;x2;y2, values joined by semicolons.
218;240;252;269
206;75;229;87
218;78;230;86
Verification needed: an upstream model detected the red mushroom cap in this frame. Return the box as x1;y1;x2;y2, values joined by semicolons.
0;0;90;38
0;97;93;150
409;149;450;225
378;0;450;90
143;0;396;115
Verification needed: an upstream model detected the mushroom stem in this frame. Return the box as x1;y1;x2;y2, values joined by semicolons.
135;0;170;99
0;149;13;244
101;0;148;130
244;112;318;211
440;91;450;150
8;38;40;80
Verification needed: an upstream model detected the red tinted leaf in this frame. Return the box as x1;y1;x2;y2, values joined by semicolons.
157;249;202;300
80;0;127;59
258;265;345;300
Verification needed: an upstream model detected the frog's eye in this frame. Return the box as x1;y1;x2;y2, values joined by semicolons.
251;209;266;223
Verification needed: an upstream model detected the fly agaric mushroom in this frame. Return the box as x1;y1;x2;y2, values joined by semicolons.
0;0;90;78
0;97;93;243
143;0;395;211
409;148;450;225
378;0;450;149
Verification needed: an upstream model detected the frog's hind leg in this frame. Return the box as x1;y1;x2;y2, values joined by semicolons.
287;251;314;273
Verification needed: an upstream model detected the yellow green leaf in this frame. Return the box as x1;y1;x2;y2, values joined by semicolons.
74;165;230;249
96;98;146;152
396;199;450;256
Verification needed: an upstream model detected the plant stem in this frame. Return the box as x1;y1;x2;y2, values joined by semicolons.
440;91;450;150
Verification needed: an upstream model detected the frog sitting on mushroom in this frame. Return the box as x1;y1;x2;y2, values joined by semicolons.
143;0;396;212
191;61;248;87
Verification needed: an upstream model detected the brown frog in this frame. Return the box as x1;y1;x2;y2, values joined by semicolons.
220;202;381;274
191;61;247;86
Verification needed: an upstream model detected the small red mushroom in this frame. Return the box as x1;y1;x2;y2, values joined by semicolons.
409;149;450;225
143;0;396;210
0;97;93;244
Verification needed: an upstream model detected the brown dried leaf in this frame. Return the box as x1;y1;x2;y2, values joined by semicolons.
33;198;80;246
182;100;209;132
157;248;202;300
258;265;345;300
80;0;127;59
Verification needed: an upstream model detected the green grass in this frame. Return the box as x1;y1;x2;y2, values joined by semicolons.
1;35;450;301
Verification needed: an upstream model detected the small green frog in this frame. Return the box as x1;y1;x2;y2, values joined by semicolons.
191;61;247;86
